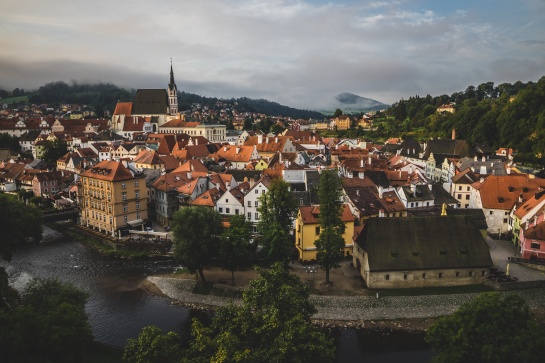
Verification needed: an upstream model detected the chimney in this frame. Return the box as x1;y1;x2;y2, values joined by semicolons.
452;128;456;140
224;146;227;152
480;166;487;174
258;134;263;144
378;186;383;198
368;156;372;165
507;167;511;175
411;184;417;194
195;138;198;145
216;182;221;190
279;153;282;163
226;183;230;191
409;165;413;175
275;137;278;143
266;136;269;144
236;147;240;154
360;159;364;167
356;189;360;196
379;209;385;218
482;156;486;162
187;171;192;179
249;178;255;187
359;172;364;179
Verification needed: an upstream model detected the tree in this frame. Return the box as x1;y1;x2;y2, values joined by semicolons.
0;194;42;262
333;108;343;117
257;178;297;266
123;326;183;363
426;292;545;363
220;214;254;285
0;278;93;363
42;138;68;164
315;169;346;284
185;263;335;363
172;207;223;284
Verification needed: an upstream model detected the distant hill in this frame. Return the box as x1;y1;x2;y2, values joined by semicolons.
320;93;389;114
179;92;325;119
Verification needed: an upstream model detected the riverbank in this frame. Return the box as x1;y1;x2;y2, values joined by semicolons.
145;275;545;333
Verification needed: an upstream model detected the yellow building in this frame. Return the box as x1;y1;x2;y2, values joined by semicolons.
334;115;351;130
79;160;148;236
295;204;355;262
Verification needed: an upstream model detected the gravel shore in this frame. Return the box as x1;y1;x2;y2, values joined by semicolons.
147;276;545;327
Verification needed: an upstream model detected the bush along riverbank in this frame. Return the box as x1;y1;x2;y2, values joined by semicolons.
46;222;171;260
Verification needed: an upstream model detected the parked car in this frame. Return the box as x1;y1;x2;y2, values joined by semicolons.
145;227;154;232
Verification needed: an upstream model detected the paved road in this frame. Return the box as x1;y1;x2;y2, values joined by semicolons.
486;237;545;282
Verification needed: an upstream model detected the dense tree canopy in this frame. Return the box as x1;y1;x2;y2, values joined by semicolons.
172;207;223;284
0;278;93;363
123;326;183;363
220;214;254;285
185;263;335;363
426;292;545;363
315;169;346;284
257;178;298;265
385;77;545;165
0;194;42;262
41;139;68;165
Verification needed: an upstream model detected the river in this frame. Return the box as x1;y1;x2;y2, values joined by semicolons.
3;232;432;362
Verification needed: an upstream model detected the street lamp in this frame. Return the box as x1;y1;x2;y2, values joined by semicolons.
304;266;317;280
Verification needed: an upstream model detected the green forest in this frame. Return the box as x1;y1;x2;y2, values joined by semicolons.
385;76;545;165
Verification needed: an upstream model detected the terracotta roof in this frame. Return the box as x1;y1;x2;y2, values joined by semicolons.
172;159;208;173
244;135;294;153
152;171;195;192
451;168;478;184
215;145;256;163
299;204;353;224
475;174;542;210
80;160;135;181
514;190;545;219
190;188;223;207
113;102;133;115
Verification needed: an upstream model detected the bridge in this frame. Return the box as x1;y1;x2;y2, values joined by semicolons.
42;208;79;223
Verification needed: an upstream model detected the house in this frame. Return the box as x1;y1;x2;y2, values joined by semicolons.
511;190;545;249
353;216;493;289
215;182;250;217
244;175;272;230
79;160;148;236
519;218;545;261
133;150;165;170
243;135;297;158
396;184;435;209
470;174;542;235
32;171;65;197
295;204;355;262
450;168;478;208
214;145;260;169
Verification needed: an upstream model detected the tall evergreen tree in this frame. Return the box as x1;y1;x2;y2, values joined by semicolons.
315;169;346;284
257;178;297;266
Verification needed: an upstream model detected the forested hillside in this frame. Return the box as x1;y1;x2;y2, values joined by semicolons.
386;77;545;165
1;82;324;120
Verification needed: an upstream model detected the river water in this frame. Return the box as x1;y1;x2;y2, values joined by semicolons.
3;234;431;362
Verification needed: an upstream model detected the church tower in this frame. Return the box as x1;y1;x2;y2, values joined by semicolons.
168;59;178;116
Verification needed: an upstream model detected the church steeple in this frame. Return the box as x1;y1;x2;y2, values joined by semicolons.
168;58;178;116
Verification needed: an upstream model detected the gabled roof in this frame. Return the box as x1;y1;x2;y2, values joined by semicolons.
400;185;435;202
114;102;133;115
451;167;478;184
80;160;134;181
356;216;493;272
524;220;545;240
299;204;353;224
474;174;542;210
215;145;256;163
173;159;208;173
132;89;169;115
514;190;545;220
190;188;223;207
424;139;474;160
133;150;164;166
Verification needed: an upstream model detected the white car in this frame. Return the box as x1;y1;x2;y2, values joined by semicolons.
145;227;154;232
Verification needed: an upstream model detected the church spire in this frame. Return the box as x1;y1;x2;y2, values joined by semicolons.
168;58;178;116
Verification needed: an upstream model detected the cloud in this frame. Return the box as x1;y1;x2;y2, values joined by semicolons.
1;0;544;109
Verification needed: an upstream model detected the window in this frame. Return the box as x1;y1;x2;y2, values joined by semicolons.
122;183;126;189
490;211;493;215
226;208;230;214
110;217;113;224
467;186;470;191
503;218;508;224
247;201;251;207
123;205;128;212
235;209;239;214
458;186;462;191
135;191;140;199
136;212;140;220
255;201;258;207
384;274;390;281
469;271;474;277
134;180;139;187
122;193;127;201
136;202;140;210
108;193;111;201
255;189;258;194
455;272;460;277
403;273;408;280
481;271;486;276
226;199;229;203
262;190;265;194
124;215;128;223
219;207;223;213
255;213;259;220
531;242;540;249
315;226;320;235
466;195;470;200
438;272;443;278
410;202;414;207
247;212;251;219
458;194;462;199
422;273;426;279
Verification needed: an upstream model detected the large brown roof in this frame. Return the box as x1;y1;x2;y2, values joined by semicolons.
475;174;542;210
114;102;133;115
80;160;134;181
299;204;353;224
132;89;169;115
356;216;493;272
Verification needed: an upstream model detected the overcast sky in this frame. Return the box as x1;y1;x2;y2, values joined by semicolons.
2;0;544;109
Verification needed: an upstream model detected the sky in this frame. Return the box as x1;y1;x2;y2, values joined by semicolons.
1;0;544;110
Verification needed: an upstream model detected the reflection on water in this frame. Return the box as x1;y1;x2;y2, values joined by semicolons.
4;235;433;360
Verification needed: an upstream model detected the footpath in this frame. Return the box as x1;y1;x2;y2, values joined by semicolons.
146;238;545;327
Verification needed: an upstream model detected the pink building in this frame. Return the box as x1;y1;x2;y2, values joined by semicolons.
519;214;545;261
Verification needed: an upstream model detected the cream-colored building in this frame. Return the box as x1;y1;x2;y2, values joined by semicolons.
79;160;148;236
